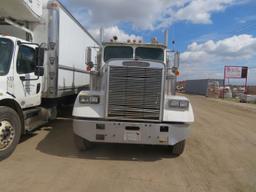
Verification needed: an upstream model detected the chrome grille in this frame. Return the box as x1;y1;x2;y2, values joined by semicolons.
108;66;162;120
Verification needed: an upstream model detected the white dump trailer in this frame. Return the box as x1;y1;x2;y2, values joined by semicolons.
0;0;99;160
73;34;194;156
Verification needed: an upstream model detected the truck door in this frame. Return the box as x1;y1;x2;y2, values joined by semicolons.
15;45;42;108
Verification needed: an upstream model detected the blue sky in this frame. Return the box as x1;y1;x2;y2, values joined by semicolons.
61;0;256;85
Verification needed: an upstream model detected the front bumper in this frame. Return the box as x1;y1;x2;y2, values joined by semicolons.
73;119;191;146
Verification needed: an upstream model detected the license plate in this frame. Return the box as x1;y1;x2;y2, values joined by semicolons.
124;131;141;141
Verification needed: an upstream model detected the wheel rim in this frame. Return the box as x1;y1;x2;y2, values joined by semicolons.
0;120;15;151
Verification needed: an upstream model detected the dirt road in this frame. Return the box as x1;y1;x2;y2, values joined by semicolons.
0;96;256;192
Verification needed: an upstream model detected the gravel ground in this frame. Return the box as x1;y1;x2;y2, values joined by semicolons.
0;95;256;192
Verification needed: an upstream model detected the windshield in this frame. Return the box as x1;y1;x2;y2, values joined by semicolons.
104;46;133;62
0;38;13;76
135;47;164;61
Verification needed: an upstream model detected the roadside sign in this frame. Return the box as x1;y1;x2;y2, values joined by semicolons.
223;66;248;99
225;66;248;78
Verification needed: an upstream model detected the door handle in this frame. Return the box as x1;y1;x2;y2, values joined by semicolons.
20;76;26;81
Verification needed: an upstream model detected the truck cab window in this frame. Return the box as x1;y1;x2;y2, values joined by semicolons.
135;47;164;61
104;46;133;62
0;38;13;76
17;45;36;74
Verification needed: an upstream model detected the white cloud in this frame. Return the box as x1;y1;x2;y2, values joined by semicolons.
179;34;256;81
172;0;235;24
89;26;142;42
62;0;243;45
65;0;164;30
64;0;240;30
181;34;256;63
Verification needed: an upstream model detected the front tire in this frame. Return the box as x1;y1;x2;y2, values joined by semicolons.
0;107;22;160
171;140;186;156
73;134;93;151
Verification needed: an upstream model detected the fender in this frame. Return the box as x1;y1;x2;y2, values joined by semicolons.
163;95;194;123
0;89;15;100
72;90;105;118
0;89;25;134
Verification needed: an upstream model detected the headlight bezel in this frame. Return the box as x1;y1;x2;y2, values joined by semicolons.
79;95;100;104
168;99;189;110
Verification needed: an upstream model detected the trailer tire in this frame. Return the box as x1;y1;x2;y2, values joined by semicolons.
73;134;93;151
0;106;22;161
171;140;186;156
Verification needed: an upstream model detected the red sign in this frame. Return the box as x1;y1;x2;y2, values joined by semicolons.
225;66;248;79
223;66;248;98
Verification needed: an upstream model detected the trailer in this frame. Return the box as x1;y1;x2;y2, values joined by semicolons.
0;0;99;160
185;79;224;96
73;34;194;156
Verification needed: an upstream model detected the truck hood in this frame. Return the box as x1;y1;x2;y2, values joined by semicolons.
107;59;165;69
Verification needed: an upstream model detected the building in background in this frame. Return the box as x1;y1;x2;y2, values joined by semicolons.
247;86;256;95
182;79;224;97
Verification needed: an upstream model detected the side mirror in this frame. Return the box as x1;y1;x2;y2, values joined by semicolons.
173;52;180;69
35;45;45;76
35;66;44;76
37;47;45;67
86;47;92;64
96;50;102;71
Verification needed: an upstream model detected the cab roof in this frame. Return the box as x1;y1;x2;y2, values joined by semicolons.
102;42;167;49
0;35;31;44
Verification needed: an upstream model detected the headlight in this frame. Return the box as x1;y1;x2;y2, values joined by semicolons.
79;95;100;104
168;99;189;109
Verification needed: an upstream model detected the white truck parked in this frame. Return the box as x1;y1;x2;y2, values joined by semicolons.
73;33;194;156
0;0;99;160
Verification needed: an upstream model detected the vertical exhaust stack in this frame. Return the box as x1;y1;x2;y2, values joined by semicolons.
164;30;169;48
100;27;104;44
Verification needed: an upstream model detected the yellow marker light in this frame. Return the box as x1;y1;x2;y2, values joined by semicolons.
151;37;158;44
48;2;59;9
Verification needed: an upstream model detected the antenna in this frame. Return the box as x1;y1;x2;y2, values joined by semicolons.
171;26;176;51
172;40;176;51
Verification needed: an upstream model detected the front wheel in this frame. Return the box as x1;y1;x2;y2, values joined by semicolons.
73;134;94;151
0;107;22;160
170;140;186;156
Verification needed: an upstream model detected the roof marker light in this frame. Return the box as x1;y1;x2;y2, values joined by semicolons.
113;36;118;41
48;2;59;9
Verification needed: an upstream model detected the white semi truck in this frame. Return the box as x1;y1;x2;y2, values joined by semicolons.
73;33;194;156
0;0;99;159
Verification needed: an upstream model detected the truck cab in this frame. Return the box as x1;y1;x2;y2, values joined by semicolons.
73;38;194;156
0;35;46;159
0;0;99;160
0;35;44;109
